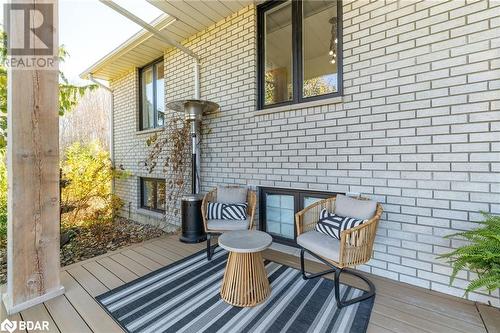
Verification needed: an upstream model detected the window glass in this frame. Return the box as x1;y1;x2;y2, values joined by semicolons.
141;178;165;212
266;194;295;239
142;179;155;209
302;1;338;98
303;196;323;208
155;62;165;127
264;1;293;106
258;0;342;108
156;181;166;210
141;67;154;129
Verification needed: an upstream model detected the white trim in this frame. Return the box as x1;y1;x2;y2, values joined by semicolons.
253;96;343;117
136;127;165;136
136;208;165;219
99;0;197;60
79;15;175;80
2;286;65;315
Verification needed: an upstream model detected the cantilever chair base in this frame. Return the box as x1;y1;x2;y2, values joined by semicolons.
300;248;376;308
206;233;220;260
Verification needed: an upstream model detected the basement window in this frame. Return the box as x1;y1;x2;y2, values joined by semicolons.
259;187;338;246
140;177;166;212
257;0;343;109
139;58;165;130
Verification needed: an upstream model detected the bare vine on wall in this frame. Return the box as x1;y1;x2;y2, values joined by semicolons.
143;113;193;224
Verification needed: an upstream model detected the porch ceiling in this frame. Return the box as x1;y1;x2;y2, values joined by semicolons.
80;0;255;81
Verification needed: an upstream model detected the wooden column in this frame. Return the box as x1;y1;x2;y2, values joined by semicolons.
3;0;64;314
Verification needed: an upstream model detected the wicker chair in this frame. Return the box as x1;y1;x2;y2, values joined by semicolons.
295;196;383;308
201;187;257;260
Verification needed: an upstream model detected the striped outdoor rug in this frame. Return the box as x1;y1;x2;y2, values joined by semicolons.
96;248;374;333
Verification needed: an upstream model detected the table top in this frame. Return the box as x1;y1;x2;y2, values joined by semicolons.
219;230;272;253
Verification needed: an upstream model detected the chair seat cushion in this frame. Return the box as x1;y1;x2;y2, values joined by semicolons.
297;231;340;262
335;194;377;220
207;219;249;231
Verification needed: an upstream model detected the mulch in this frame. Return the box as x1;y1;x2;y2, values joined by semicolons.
0;217;167;285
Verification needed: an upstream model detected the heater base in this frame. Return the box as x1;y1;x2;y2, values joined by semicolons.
179;235;207;244
180;194;206;245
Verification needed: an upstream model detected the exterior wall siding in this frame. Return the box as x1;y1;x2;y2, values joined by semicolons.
110;1;500;305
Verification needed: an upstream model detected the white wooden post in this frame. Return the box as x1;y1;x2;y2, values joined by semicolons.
3;0;64;314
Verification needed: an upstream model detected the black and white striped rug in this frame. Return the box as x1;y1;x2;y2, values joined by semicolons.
96;248;374;333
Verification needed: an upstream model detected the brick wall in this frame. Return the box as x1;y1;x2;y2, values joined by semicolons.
111;1;500;304
111;69;179;230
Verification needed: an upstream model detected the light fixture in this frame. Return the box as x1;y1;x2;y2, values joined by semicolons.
329;50;334;56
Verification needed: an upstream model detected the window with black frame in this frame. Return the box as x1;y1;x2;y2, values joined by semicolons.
139;59;165;130
259;187;338;245
140;178;166;212
258;0;342;109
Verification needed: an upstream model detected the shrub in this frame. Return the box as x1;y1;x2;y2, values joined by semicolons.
438;213;500;294
61;141;125;227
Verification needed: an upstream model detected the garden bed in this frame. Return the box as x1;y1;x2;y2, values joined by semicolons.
0;217;166;284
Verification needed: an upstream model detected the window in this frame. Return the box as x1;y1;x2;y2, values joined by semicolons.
259;187;338;245
140;178;166;212
266;193;295;240
140;59;165;130
258;0;342;108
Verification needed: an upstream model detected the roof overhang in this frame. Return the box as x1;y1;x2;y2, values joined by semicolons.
81;0;255;82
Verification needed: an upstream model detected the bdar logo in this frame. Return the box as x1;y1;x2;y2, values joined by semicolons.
0;319;17;333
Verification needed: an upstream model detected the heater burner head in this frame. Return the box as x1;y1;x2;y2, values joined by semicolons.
166;99;220;122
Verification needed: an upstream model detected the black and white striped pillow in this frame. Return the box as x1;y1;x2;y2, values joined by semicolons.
315;209;366;239
207;202;247;220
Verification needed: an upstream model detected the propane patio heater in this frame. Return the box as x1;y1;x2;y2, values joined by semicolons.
166;99;219;243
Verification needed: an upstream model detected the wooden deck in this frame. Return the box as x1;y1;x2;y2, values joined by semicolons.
1;235;498;333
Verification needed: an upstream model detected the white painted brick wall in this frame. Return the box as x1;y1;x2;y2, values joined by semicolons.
110;1;500;305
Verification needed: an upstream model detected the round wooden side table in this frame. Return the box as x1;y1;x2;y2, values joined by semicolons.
219;230;272;307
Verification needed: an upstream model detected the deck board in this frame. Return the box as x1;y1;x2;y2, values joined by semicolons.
132;246;174;266
44;295;92;333
82;261;124;290
374;294;481;333
120;249;163;271
477;303;500;333
60;271;122;333
366;323;396;333
109;253;151;276
0;235;494;333
96;257;139;283
21;304;60;333
66;265;108;297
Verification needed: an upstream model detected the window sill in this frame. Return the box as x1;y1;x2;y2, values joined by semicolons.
136;127;165;135
252;96;343;117
136;207;165;219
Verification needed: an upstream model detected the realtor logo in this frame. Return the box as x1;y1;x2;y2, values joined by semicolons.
0;319;49;332
0;319;16;333
3;3;55;56
2;2;56;69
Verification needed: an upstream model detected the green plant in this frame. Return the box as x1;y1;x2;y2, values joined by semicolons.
438;213;500;294
61;141;126;226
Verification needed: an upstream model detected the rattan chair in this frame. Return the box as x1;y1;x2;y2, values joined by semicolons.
201;187;257;260
295;196;383;308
